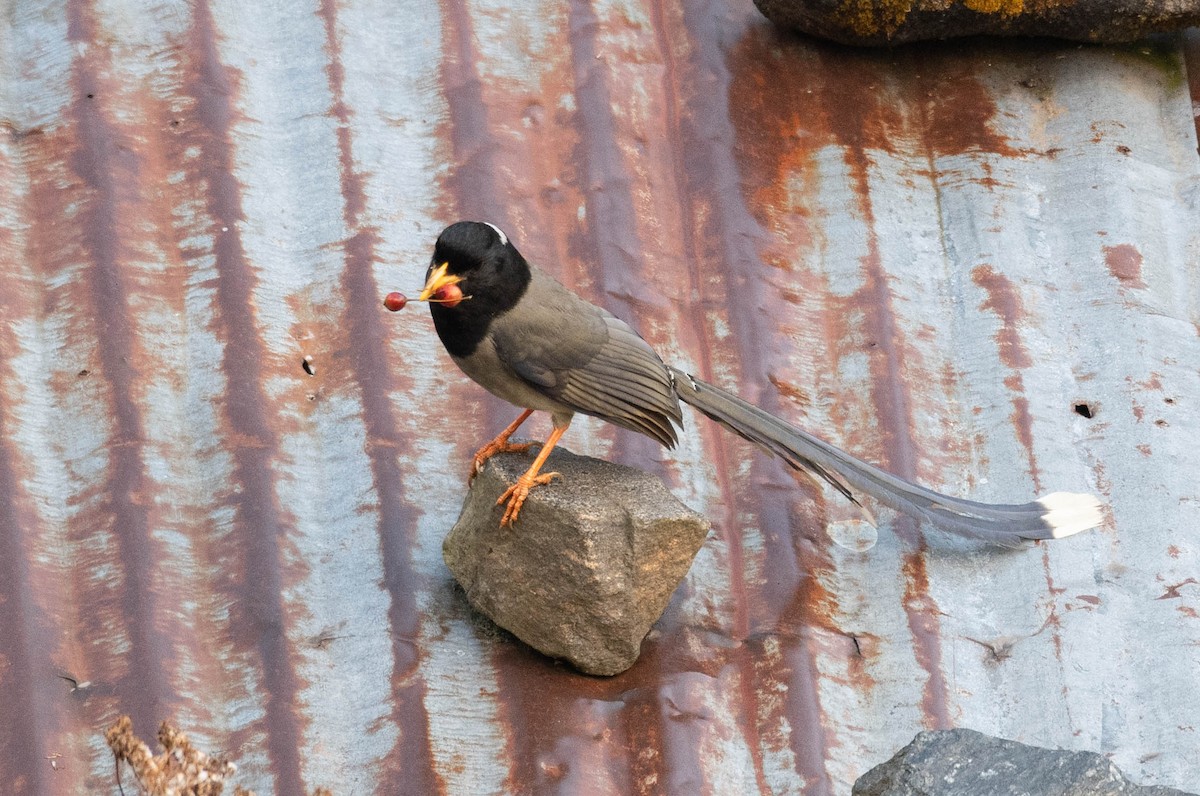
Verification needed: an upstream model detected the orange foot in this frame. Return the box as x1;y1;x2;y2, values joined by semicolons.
498;471;562;526
469;440;535;483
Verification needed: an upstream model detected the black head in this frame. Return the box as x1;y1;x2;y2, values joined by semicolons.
423;221;531;358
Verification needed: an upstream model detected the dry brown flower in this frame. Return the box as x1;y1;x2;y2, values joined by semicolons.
104;716;330;796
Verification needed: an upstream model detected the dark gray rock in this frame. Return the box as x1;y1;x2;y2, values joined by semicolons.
752;0;1200;45
442;444;710;676
854;728;1195;796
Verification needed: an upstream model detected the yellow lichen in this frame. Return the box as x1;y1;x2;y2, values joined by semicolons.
838;0;1054;37
838;0;919;37
962;0;1025;15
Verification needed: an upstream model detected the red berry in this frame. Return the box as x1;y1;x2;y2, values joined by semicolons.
433;283;464;308
383;292;407;312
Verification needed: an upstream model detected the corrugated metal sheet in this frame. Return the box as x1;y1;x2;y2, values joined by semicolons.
1;0;1197;793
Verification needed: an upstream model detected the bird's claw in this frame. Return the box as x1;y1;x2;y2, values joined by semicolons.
469;440;535;483
498;471;562;526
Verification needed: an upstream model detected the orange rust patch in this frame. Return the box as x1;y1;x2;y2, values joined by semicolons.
768;373;813;408
1157;578;1198;600
973;266;1041;487
972;265;1032;370
729;25;1017;226
1104;243;1146;289
900;548;949;726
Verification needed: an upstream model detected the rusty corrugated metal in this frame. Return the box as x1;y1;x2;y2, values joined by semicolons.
1;0;1198;793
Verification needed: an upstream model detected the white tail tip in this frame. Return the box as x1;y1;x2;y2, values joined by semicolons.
1036;492;1105;538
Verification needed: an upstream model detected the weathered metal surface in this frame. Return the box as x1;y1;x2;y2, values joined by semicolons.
0;0;1197;793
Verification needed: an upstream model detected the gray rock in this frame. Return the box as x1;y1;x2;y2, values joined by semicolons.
854;728;1195;796
752;0;1200;45
442;444;711;676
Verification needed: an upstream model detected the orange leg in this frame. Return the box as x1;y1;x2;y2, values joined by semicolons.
470;409;536;482
497;424;568;527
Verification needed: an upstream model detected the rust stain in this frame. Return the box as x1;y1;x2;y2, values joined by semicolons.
319;1;444;793
971;265;1033;370
1157;579;1199;600
845;631;880;692
838;236;953;732
915;58;1017;159
1041;548;1067;672
793;34;1041;731
1104;243;1147;289
745;494;840;794
729;25;1016;204
185;1;307;790
483;644;648;794
1125;371;1168;428
724;20;1043;738
970;264;1067;679
66;0;174;739
2;62;117;796
27;27;231;787
561;0;661;471
0;124;49;793
0;417;53;793
899;549;948;725
1135;372;1164;392
822;104;951;735
1007;393;1039;485
687;10;853;790
973;266;1041;490
438;0;506;226
768;373;814;408
561;1;795;789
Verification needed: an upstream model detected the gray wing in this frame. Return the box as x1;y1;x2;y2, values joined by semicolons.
488;272;683;447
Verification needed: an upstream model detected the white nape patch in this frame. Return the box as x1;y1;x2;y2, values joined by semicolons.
1036;492;1105;538
482;221;507;246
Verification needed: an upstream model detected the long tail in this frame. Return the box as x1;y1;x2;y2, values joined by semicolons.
669;367;1103;547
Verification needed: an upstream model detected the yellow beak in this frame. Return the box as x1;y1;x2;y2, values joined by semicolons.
419;262;464;301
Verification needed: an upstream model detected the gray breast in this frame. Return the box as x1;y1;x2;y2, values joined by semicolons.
452;336;578;425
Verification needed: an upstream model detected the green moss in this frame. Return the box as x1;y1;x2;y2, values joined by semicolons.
1119;37;1187;92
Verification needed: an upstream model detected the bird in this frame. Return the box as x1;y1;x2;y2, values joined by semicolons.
414;220;1102;545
